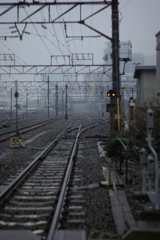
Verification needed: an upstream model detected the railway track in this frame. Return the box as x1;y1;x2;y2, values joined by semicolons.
0;117;107;240
0;114;45;128
0;116;63;142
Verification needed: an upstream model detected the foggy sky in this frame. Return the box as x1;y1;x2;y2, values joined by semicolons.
0;0;159;83
119;0;160;56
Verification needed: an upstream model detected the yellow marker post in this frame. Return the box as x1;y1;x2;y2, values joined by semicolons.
135;98;139;107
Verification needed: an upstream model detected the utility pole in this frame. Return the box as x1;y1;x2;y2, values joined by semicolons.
112;0;120;131
10;88;12;117
65;84;68;119
38;94;39;114
62;89;64;115
48;76;49;118
26;91;28;115
56;84;58;116
15;81;19;137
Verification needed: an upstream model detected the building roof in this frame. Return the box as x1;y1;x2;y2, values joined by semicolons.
134;65;156;78
155;31;160;37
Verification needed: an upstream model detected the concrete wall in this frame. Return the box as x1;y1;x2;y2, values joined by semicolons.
138;70;156;106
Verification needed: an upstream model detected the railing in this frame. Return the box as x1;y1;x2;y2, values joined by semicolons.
116;108;159;209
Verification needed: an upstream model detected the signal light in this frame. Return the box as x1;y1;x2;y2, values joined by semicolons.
107;90;116;97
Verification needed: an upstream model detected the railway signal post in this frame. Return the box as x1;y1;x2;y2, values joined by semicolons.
15;80;19;137
112;0;121;132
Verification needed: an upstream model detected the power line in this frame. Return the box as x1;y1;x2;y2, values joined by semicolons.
88;2;93;53
24;8;52;55
0;41;43;82
56;2;73;57
68;0;77;53
120;0;132;10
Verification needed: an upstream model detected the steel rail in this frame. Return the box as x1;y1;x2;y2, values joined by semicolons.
80;119;107;134
0;117;55;135
47;124;81;240
0;118;76;205
0;117;107;238
59;119;107;140
0;117;63;142
0;117;12;126
47;119;107;239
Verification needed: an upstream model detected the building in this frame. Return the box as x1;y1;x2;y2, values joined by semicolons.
104;42;156;75
83;73;107;113
103;41;158;107
121;73;137;99
145;55;156;65
134;66;156;106
0;87;10;107
156;31;160;96
103;41;132;77
125;53;145;74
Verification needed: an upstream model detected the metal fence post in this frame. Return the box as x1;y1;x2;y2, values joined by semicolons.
146;109;159;209
120;145;122;173
125;152;128;184
139;148;147;193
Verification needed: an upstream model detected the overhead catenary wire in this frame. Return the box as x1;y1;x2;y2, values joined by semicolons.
0;40;43;82
55;4;69;65
68;0;77;55
23;8;52;55
80;0;84;55
0;2;113;93
88;2;93;54
0;40;27;66
44;1;99;78
22;4;67;78
46;3;71;73
56;3;71;51
120;0;132;10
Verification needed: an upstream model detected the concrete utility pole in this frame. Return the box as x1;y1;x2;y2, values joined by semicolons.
65;84;68;119
26;91;28;114
38;94;39;114
48;76;49;118
10;88;12;117
62;90;64;115
15;80;19;137
56;84;58;116
112;0;120;131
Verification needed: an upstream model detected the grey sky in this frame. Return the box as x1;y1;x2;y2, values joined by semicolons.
119;0;160;56
0;0;159;82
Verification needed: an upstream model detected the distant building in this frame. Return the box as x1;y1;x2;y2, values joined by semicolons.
145;55;156;66
125;53;145;74
104;42;156;74
83;73;105;100
0;87;10;107
103;41;132;86
103;42;158;104
121;73;136;98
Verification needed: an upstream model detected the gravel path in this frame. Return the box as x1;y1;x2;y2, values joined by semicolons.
75;123;117;238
